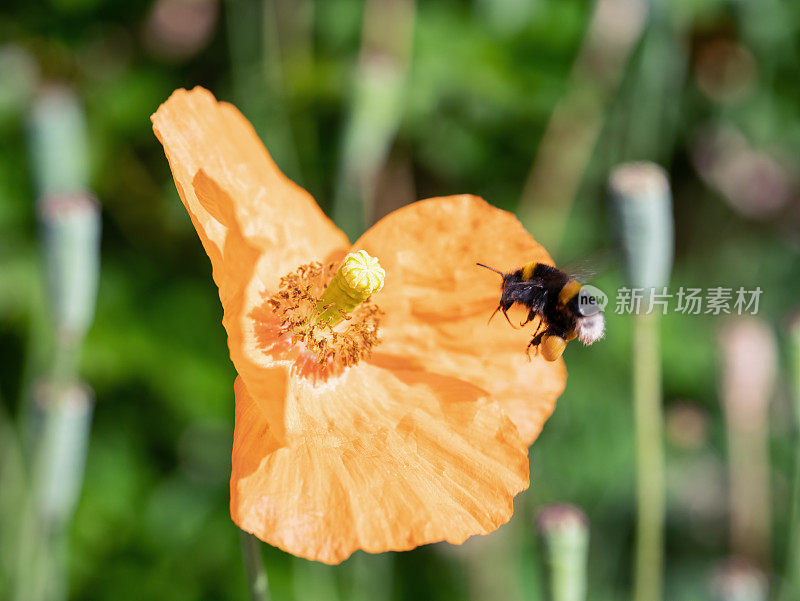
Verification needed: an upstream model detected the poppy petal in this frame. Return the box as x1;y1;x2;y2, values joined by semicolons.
355;195;567;445
152;87;349;405
151;86;348;286
230;364;529;564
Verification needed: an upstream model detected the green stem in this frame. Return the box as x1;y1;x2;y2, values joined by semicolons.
779;320;800;601
331;0;416;239
780;449;800;601
609;162;671;601
51;335;80;390
632;312;665;601
315;269;370;327
240;531;270;601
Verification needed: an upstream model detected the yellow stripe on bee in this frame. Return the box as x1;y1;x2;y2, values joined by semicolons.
558;280;582;305
521;261;538;280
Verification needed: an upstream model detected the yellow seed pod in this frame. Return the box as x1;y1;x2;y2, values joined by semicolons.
316;250;385;327
339;249;385;298
541;334;567;362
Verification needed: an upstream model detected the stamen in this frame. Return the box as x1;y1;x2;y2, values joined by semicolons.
252;250;385;377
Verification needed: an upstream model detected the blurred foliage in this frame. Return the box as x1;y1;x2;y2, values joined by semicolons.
1;0;800;600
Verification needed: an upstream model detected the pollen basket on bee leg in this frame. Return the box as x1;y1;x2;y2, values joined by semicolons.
541;335;567;362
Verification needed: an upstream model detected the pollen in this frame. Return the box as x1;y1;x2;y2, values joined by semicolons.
252;252;385;378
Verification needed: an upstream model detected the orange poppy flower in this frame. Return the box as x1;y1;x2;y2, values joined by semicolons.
152;87;566;564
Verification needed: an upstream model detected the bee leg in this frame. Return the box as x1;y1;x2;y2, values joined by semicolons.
525;331;546;361
498;302;519;329
530;316;544;338
520;307;537;327
488;301;513;325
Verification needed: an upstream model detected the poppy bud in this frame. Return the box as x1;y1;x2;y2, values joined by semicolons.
537;504;589;601
39;194;101;347
28;86;90;199
609;161;674;291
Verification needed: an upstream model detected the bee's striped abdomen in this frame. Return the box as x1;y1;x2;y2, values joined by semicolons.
558;279;582;305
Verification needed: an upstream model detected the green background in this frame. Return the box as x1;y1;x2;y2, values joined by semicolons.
1;0;799;599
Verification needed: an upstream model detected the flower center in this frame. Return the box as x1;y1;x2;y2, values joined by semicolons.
254;251;385;377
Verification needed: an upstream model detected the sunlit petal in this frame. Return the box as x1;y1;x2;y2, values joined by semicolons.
356;195;567;444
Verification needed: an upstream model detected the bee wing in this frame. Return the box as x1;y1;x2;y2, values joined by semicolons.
558;250;615;284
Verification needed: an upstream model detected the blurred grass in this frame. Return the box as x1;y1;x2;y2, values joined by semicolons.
1;0;800;600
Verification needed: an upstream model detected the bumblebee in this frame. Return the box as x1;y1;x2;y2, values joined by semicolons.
477;261;605;362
